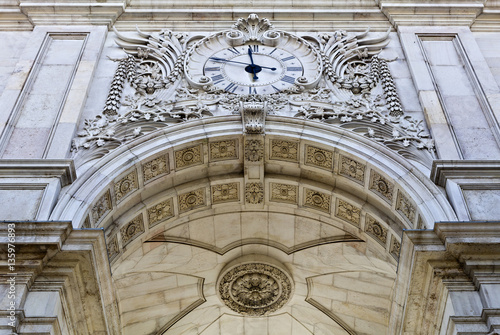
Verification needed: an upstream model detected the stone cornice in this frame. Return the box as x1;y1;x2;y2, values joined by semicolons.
0;2;499;31
430;160;500;187
0;159;76;187
376;0;487;28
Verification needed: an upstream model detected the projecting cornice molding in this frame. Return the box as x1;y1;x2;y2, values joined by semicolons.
0;159;76;187
0;1;499;31
376;0;488;28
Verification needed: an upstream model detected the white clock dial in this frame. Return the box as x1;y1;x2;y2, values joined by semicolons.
203;45;304;95
184;30;322;94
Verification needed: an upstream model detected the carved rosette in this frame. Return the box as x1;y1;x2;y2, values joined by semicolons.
217;256;294;317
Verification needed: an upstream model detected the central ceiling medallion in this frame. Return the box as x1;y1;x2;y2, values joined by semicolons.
217;255;294;316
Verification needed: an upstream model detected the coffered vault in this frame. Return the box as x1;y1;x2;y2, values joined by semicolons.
1;7;500;335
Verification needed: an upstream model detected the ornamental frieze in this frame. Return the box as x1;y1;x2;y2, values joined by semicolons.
244;139;264;162
114;170;139;203
72;14;435;168
209;139;238;161
178;189;206;212
143;154;170;183
175;145;203;169
336;199;361;227
365;215;388;246
120;214;145;246
270;183;298;204
369;170;394;203
396;191;416;224
91;190;112;225
270;139;299;162
305;145;333;170
245;182;264;204
339;155;366;184
212;183;239;203
147;198;174;227
304;188;331;213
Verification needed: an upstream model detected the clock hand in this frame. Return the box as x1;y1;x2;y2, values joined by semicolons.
209;57;277;71
247;46;258;80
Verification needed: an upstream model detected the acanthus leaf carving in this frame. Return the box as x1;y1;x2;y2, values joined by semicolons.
73;15;435;169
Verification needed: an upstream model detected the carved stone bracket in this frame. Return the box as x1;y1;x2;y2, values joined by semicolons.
240;96;267;134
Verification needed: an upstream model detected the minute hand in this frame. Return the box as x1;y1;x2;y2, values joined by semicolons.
209;57;276;71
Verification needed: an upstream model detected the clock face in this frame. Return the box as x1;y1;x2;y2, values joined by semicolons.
184;31;322;94
203;45;303;95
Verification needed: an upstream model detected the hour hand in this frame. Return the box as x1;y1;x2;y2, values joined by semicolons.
247;46;258;80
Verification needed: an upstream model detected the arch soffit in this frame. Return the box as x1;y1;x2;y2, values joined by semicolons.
52;116;456;261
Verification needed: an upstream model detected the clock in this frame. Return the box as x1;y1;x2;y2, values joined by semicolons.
184;30;322;94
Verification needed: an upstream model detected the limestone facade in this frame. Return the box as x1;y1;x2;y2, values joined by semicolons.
0;2;500;334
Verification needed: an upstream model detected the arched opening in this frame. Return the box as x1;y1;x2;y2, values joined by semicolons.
51;116;456;334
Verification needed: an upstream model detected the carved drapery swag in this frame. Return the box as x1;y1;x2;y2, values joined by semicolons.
72;14;434;166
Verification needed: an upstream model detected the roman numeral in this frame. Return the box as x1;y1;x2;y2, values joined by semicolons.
269;48;277;55
287;67;302;72
211;74;224;84
225;83;238;93
205;67;220;72
271;85;281;92
281;75;296;84
281;56;295;62
228;47;240;55
251;45;259;52
248;87;257;94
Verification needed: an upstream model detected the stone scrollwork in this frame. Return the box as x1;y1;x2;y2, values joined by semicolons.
217;257;294;316
72;13;435;168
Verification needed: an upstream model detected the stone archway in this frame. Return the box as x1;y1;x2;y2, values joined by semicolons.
50;116;456;334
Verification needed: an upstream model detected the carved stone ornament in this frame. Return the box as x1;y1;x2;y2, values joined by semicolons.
304;188;331;213
305;145;333;170
114;170;139;203
369;170;394;203
270;183;298;204
212;183;239;203
91;190;112;225
72;14;435;169
240;96;266;134
245;182;264;204
396;191;416;223
147;198;174;227
120;214;145;246
244;139;264;162
339;155;366;184
365;215;388;246
270;140;299;162
178;188;205;212
217;256;294;316
336;199;361;227
143;154;169;183
209;139;238;161
107;234;120;261
175;145;203;169
390;235;401;260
